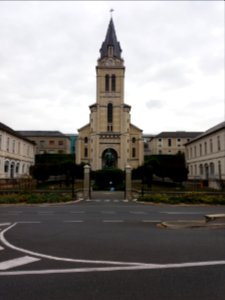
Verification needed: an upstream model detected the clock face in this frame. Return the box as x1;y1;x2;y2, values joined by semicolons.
105;58;115;66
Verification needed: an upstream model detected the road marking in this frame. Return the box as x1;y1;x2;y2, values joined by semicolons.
64;220;84;223
0;256;40;270
161;212;203;215
103;220;124;223
0;223;11;226
0;246;4;251
142;220;161;223
18;221;41;224
1;260;225;276
130;211;146;215
0;223;143;266
104;199;110;202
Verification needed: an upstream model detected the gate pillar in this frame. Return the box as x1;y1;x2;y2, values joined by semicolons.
83;164;91;200
125;164;132;201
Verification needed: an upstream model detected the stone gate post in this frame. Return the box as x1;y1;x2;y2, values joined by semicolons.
125;164;132;201
83;164;91;200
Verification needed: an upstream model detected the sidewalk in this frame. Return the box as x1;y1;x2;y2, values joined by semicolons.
158;214;225;229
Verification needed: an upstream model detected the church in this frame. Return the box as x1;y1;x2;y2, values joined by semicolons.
76;17;144;170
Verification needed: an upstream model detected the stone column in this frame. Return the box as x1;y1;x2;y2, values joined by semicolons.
125;164;132;201
83;164;91;200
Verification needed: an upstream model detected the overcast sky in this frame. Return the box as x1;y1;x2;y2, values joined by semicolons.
0;1;224;134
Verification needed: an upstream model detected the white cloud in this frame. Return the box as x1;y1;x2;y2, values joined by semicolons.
0;1;224;134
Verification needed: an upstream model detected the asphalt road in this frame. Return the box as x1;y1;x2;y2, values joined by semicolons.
0;191;225;300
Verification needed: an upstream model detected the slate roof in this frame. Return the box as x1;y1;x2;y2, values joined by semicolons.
186;121;225;144
17;131;69;138
155;131;203;139
0;122;35;144
100;18;122;59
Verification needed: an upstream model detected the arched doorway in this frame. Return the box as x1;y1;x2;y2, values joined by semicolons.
102;148;118;168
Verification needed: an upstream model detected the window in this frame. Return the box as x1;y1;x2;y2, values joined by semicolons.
217;136;221;151
84;137;88;144
107;103;113;123
84;147;88;157
49;140;55;145
132;147;136;157
7;137;9;151
168;139;171;147
40;140;45;147
107;103;113;132
4;161;9;173
209;162;214;176
12;140;15;153
58;140;64;146
204;141;207;155
199;164;203;175
194;146;196;158
105;75;109;92
111;75;116;91
132;137;136;143
218;161;221;179
210;139;213;153
199;144;202;156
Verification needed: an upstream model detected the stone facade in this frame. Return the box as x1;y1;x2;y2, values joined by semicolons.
76;18;143;170
185;122;225;189
145;132;202;155
0;122;35;179
18;131;70;154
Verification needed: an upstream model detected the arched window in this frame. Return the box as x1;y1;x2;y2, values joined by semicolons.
84;137;88;144
105;75;109;92
111;75;116;91
218;161;221;179
4;161;9;173
107;103;113;123
209;162;214;175
199;164;203;176
84;147;88;158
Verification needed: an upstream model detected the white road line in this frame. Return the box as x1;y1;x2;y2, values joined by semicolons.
0;246;4;251
142;220;161;223
18;222;41;224
0;223;143;266
103;220;124;223
130;211;146;215
64;220;84;223
161;212;203;215
1;260;225;276
104;199;110;202
0;223;11;226
0;256;40;270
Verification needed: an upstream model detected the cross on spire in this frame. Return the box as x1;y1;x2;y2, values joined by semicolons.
110;8;114;18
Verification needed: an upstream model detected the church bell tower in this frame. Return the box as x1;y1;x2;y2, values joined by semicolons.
76;17;143;170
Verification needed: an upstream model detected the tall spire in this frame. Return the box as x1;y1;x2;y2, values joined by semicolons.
99;17;122;59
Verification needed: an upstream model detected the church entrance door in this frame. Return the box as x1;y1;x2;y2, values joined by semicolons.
102;148;118;169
